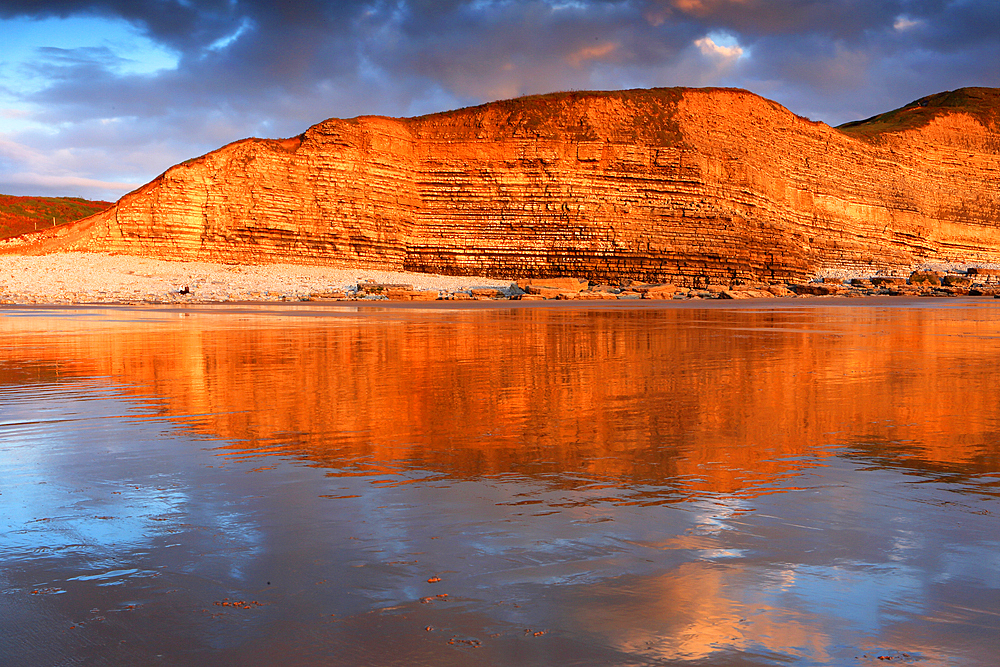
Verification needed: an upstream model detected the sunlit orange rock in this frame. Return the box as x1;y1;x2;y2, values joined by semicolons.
909;271;943;285
521;278;590;293
21;87;1000;286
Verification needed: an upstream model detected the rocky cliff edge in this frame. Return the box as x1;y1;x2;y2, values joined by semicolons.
15;86;1000;286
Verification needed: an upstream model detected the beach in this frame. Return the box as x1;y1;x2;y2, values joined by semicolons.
3;251;1000;305
0;252;515;304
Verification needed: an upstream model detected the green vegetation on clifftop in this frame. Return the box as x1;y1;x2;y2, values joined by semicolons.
0;194;113;240
837;87;1000;139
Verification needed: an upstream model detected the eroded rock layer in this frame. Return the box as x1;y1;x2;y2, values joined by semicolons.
46;87;1000;285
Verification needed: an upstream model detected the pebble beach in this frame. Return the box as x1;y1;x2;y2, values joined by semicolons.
0;252;514;304
2;251;1000;305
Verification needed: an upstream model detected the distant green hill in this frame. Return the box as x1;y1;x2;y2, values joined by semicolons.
837;87;1000;139
0;194;113;240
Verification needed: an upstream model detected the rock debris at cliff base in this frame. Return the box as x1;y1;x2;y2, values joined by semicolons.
2;252;999;305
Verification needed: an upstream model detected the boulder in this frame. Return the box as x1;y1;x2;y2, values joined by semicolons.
384;289;439;301
469;288;504;299
909;271;942;286
408;290;441;301
632;283;679;295
519;278;589;293
720;289;776;299
871;276;907;286
790;283;845;296
310;291;347;300
358;282;413;294
942;275;972;288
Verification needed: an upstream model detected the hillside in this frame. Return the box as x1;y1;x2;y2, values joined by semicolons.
0;195;112;240
11;86;1000;285
838;87;1000;140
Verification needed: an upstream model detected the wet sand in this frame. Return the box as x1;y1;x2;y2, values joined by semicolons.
4;304;1000;665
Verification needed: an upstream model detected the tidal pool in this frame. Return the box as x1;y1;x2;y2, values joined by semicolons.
1;300;998;666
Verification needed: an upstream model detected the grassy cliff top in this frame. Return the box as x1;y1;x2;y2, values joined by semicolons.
837;87;1000;139
0;194;113;240
404;87;786;147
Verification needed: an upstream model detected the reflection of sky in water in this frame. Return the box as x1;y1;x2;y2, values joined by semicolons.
6;391;994;664
1;304;999;666
1;384;264;591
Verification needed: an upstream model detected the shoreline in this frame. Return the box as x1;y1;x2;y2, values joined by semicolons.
0;252;513;305
2;251;999;306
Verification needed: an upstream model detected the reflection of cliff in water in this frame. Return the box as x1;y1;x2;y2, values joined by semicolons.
0;359;73;386
3;303;1000;497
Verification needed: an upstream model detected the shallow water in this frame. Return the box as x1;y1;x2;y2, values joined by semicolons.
2;300;998;666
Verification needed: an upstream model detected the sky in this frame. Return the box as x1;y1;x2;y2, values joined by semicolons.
0;0;997;202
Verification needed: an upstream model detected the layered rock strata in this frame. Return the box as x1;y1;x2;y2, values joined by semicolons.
30;87;1000;286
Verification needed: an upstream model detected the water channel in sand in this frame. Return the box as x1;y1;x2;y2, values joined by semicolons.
1;300;998;666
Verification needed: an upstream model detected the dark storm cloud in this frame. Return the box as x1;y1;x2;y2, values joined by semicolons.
0;0;248;52
6;0;998;120
1;0;997;199
646;0;903;38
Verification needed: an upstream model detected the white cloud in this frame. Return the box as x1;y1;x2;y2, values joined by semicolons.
694;34;745;62
893;15;923;32
0;135;41;162
0;133;148;199
566;42;619;67
207;17;255;53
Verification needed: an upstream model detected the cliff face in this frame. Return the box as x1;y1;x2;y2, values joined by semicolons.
42;87;1000;285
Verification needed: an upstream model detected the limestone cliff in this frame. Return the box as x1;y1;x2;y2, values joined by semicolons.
29;87;1000;285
